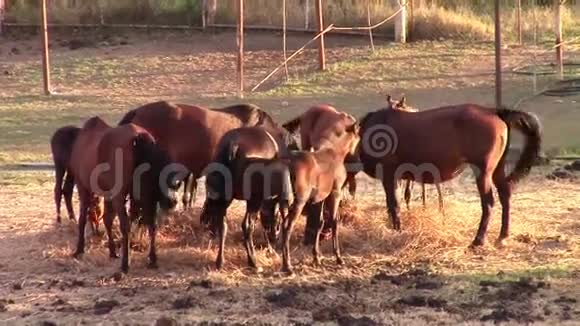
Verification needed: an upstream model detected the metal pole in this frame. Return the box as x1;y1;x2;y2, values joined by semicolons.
555;0;564;80
237;0;244;97
367;0;375;52
41;0;52;95
315;0;326;71
494;0;502;107
283;0;289;80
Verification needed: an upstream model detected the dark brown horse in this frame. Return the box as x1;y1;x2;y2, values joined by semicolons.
280;122;360;274
119;102;297;210
201;127;292;270
70;117;179;273
358;104;541;247
50;125;80;223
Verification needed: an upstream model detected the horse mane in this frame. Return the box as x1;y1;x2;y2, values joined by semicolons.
118;109;137;126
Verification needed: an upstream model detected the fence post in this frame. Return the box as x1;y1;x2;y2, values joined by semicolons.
237;0;244;97
367;0;375;51
0;0;5;36
555;0;564;80
394;0;407;43
305;0;310;30
517;0;522;45
41;0;52;95
494;0;502;107
315;0;326;70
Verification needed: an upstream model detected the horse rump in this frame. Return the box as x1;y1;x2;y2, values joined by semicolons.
496;109;542;184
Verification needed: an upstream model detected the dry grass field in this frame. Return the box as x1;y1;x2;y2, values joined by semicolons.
1;29;579;325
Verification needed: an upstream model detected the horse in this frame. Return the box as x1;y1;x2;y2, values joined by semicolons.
384;95;444;212
69;116;180;273
201;127;293;270
119;101;298;210
280;122;360;274
50;125;80;223
282;105;359;240
358;104;541;247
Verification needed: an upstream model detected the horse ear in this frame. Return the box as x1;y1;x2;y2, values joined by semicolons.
386;94;392;103
400;96;406;106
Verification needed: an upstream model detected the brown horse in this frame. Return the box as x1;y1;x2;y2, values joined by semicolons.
70;117;179;273
358;104;541;247
50;125;80;223
280;122;360;274
201;127;293;270
385;95;444;212
119;102;298;210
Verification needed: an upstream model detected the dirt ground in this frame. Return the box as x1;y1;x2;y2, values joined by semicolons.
1;29;580;325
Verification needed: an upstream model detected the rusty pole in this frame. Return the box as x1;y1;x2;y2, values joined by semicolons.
494;0;502;107
41;0;52;95
237;0;244;97
555;0;564;80
517;0;522;45
315;0;326;71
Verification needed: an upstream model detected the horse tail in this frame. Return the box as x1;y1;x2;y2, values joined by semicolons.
50;127;80;212
282;117;301;133
496;108;542;184
118;109;137;126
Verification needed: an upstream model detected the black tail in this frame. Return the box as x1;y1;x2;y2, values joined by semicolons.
50;126;81;219
497;108;542;184
282;117;301;133
118;109;138;126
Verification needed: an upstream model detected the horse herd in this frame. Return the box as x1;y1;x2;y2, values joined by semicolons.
50;96;542;274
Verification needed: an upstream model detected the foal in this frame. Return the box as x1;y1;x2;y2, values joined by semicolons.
281;123;360;274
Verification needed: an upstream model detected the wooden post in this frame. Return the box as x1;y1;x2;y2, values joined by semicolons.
494;0;502;107
517;0;522;45
0;0;5;36
283;0;289;80
237;0;244;97
395;0;407;43
41;0;52;95
305;0;310;30
315;0;326;71
555;0;564;80
367;0;375;52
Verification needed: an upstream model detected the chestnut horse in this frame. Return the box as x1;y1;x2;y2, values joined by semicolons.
70;117;179;272
201;127;293;270
384;95;444;212
50;125;80;223
280;122;360;274
119;101;297;209
358;104;541;247
51;126;106;234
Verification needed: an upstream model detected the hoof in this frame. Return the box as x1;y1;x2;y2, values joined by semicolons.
251;266;263;274
281;267;294;276
495;237;509;248
336;257;344;265
147;261;159;269
109;253;119;259
470;238;485;248
215;260;224;270
313;258;322;267
121;266;129;274
72;251;83;259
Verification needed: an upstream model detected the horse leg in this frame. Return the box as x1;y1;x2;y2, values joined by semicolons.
242;200;262;270
142;200;158;269
436;183;444;214
216;213;228;270
113;198;131;273
182;174;192;209
421;182;427;208
493;164;512;245
72;188;90;258
188;178;198;208
103;200;118;258
383;176;401;230
54;166;65;223
63;172;76;221
281;199;307;275
347;173;357;199
404;180;412;211
472;170;495;247
310;201;325;266
328;191;344;265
